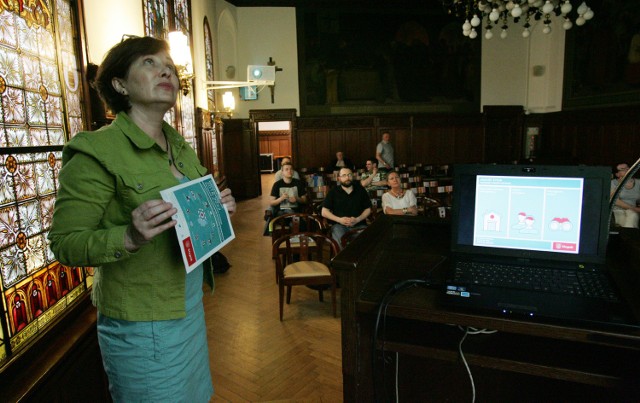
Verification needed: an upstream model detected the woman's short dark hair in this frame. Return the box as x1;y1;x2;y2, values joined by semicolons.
93;36;170;114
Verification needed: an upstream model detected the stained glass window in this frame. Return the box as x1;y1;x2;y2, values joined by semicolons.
143;0;197;153
203;17;215;112
0;0;89;365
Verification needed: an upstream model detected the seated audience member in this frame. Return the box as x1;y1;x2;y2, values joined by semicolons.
382;171;418;216
270;162;307;217
274;156;300;182
360;158;388;191
322;167;372;245
611;162;640;228
328;151;354;172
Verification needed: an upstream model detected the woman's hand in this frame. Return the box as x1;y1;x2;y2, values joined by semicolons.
220;188;236;215
125;199;177;252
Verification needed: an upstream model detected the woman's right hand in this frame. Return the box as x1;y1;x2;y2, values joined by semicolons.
125;199;177;252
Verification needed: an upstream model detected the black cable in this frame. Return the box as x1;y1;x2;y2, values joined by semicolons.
372;255;448;402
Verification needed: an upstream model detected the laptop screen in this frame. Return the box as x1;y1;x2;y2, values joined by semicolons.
451;164;611;264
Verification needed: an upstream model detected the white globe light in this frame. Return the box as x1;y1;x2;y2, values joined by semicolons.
542;1;554;14
543;24;551;34
584;8;594;20
500;29;508;39
577;2;588;15
463;29;470;37
471;15;481;27
485;29;494;39
470;29;478;39
560;1;572;14
576;16;586;25
489;8;500;22
463;20;472;31
511;4;523;17
522;28;531;38
563;19;573;30
506;1;515;11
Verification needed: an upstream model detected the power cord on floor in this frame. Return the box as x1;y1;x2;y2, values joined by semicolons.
457;326;498;403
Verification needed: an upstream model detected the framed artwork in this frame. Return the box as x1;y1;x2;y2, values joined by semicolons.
563;0;640;109
296;5;481;116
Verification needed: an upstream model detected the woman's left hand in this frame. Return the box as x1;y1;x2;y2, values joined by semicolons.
220;188;236;215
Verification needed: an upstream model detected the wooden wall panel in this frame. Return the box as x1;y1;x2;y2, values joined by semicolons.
279;106;640;181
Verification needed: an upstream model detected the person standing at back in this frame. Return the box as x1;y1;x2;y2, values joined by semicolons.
376;131;394;171
48;36;236;402
611;162;640;228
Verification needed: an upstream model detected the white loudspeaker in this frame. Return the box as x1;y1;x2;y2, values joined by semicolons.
247;65;276;82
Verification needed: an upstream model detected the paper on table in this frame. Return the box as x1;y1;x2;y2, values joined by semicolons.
160;174;235;273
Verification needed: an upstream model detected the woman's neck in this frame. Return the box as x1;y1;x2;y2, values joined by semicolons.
127;106;167;145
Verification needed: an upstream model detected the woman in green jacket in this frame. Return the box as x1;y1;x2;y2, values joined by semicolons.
48;36;235;402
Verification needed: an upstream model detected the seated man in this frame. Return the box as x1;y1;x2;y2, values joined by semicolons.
270;162;307;217
360;158;388;191
274;156;300;182
322;167;372;245
328;151;354;172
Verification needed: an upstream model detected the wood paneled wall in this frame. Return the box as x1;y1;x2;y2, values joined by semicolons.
538;106;640;167
295;114;485;170
290;106;640;170
219;105;640;200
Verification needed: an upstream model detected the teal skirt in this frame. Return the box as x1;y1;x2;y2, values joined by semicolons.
97;265;213;402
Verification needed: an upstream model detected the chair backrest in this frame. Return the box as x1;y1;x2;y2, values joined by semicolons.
307;185;330;202
270;212;325;245
272;232;340;274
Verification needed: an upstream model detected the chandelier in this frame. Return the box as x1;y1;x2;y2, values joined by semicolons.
444;0;594;39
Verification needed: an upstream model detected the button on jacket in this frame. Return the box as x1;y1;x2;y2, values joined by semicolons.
49;112;207;321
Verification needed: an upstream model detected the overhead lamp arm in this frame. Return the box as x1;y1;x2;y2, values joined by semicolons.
204;80;275;90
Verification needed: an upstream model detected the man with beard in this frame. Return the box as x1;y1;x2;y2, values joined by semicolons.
322;167;372;246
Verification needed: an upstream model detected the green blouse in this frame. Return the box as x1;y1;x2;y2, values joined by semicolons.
49;112;207;321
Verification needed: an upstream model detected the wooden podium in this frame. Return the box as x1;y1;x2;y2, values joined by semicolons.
332;216;640;402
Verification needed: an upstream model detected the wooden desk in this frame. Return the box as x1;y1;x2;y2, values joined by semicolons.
332;216;640;402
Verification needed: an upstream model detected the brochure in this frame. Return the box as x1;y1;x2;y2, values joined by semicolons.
160;174;235;273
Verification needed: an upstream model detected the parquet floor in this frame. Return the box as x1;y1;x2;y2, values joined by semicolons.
205;174;343;402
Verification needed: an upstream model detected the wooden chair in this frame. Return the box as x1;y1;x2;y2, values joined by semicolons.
270;212;324;245
307;185;330;203
272;232;340;321
271;213;325;282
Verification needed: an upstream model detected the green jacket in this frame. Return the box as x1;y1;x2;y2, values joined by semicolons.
48;112;207;321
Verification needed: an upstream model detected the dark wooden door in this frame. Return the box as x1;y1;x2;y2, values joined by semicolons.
222;118;261;200
483;105;524;164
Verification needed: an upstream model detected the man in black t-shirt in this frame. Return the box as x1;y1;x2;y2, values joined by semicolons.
270;162;307;217
322;167;372;246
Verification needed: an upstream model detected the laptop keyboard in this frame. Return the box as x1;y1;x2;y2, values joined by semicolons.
453;261;619;302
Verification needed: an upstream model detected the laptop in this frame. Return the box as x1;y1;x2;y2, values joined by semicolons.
440;163;639;330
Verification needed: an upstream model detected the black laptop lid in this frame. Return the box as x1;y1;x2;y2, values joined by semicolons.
451;164;611;265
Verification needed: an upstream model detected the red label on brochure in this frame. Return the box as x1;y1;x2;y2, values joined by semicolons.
183;238;196;265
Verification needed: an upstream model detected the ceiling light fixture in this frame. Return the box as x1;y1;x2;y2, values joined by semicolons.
443;0;594;39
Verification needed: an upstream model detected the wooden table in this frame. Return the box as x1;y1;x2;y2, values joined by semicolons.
332;216;640;402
